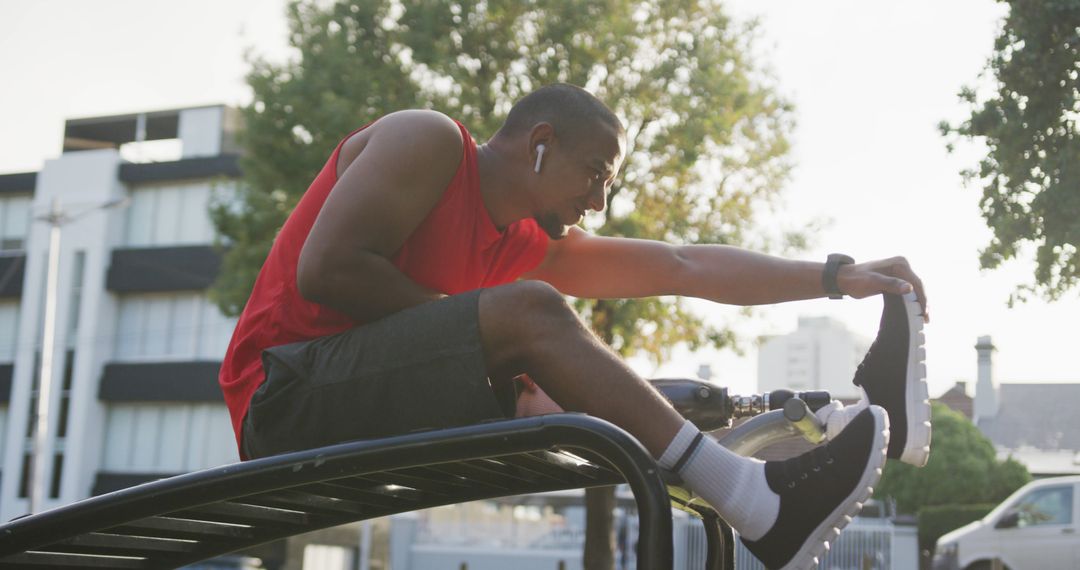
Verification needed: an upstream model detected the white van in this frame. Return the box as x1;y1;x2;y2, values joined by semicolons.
933;475;1080;569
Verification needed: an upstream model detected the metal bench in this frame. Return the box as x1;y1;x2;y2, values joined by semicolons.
0;413;734;569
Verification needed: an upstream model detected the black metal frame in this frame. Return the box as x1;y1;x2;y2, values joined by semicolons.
0;414;734;569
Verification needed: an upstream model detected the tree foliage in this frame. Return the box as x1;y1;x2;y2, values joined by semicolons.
212;2;802;567
875;403;1030;514
211;0;801;358
942;0;1080;303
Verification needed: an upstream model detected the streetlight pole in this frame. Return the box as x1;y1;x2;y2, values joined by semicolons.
29;198;64;514
28;196;126;514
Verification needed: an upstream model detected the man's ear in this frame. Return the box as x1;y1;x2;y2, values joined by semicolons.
527;122;555;155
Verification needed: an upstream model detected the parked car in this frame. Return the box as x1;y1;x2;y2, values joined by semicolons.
933;475;1080;569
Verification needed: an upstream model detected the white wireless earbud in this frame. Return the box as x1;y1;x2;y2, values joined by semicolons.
534;144;546;173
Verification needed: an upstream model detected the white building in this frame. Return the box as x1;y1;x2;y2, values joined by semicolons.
0;106;242;521
757;316;869;399
968;336;1080;477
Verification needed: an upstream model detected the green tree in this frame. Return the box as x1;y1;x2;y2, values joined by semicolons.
942;0;1080;303
875;403;1029;514
212;1;801;567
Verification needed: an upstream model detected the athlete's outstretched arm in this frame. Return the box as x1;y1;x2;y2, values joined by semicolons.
524;227;928;318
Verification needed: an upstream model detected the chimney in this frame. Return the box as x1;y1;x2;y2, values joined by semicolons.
973;336;999;423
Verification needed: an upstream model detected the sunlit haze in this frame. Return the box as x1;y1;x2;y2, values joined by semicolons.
1;0;1075;399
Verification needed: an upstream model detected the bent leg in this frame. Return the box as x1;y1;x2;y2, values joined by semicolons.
478;281;683;457
480;282;891;569
244;290;510;458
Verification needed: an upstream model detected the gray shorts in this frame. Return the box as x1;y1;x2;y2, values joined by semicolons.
241;289;514;459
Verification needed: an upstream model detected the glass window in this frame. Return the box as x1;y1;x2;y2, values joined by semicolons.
114;293;237;361
114;297;144;360
196;297;234;360
66;251;85;343
17;452;31;498
1014;485;1074;527
124;189;155;246
123;182;225;247
169;295;199;357
0;196;31;251
49;453;63;499
102;403;237;471
179;184;212;244
152;186;182;245
142;298;172;357
0;301;21;361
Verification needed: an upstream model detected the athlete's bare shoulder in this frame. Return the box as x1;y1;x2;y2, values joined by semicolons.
336;110;463;178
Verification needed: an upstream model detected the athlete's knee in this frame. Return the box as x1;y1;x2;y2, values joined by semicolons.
485;280;577;326
481;280;583;351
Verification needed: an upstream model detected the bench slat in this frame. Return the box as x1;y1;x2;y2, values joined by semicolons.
35;532;196;557
0;551;148;569
241;489;370;516
107;516;254;541
172;501;316;528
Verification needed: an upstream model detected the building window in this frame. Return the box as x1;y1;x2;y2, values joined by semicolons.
114;293;236;361
0;195;31;252
102;403;238;471
56;350;75;439
49;453;64;499
24;352;39;437
123;182;221;247
17;451;31;498
66;251;85;341
0;301;20;362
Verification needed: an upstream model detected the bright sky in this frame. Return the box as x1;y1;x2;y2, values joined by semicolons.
1;0;1075;398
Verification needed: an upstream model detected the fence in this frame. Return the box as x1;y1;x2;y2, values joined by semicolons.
390;505;918;570
717;518;917;570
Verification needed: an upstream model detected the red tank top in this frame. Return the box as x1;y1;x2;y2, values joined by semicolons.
219;120;550;456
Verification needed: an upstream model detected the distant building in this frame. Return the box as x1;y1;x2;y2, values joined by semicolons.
757;316;870;399
0;106;241;521
936;380;973;420
952;336;1080;477
0;106;383;568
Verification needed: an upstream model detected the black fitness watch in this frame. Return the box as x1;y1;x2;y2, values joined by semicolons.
822;253;854;299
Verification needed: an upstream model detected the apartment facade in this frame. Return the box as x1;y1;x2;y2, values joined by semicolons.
757;315;870;400
0;106;241;521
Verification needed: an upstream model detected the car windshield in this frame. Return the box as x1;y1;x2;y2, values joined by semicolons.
1012;485;1074;527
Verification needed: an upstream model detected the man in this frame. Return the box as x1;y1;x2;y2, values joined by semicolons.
220;84;930;570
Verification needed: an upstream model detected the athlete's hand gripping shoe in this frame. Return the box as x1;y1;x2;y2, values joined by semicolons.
742;406;889;570
853;291;930;466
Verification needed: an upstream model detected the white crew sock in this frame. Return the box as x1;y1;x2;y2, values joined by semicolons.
815;393;869;441
658;420;780;541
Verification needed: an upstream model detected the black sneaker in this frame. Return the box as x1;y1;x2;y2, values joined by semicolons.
854;291;931;466
741;406;889;570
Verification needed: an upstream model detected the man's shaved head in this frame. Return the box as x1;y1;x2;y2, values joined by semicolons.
498;84;624;146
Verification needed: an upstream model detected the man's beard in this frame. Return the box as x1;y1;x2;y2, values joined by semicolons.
535;212;569;240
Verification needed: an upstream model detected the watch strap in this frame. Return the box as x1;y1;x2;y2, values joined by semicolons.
822;253;854;299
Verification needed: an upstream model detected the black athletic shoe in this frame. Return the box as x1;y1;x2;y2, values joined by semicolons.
741;406;889;570
853;291;931;466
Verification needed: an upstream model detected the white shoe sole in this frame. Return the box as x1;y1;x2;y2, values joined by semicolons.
779;406;890;570
899;291;931;467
